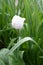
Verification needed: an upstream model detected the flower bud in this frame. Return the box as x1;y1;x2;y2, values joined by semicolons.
11;15;25;29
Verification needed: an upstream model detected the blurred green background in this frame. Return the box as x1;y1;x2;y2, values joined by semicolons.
0;0;43;65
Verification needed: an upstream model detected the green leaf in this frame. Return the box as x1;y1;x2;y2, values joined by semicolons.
38;23;43;40
9;51;25;65
0;48;9;65
0;59;5;65
0;48;25;65
9;37;43;54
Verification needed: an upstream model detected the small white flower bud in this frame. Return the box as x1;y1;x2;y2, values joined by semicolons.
15;0;18;7
11;15;25;29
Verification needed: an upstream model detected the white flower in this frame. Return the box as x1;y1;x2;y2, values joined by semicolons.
15;0;18;7
11;15;25;29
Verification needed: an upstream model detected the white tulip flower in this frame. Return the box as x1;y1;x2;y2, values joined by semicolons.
11;15;25;29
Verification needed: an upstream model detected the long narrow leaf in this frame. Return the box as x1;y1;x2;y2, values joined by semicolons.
9;37;43;54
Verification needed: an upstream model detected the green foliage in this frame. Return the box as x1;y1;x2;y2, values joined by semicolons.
0;48;25;65
0;0;43;65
